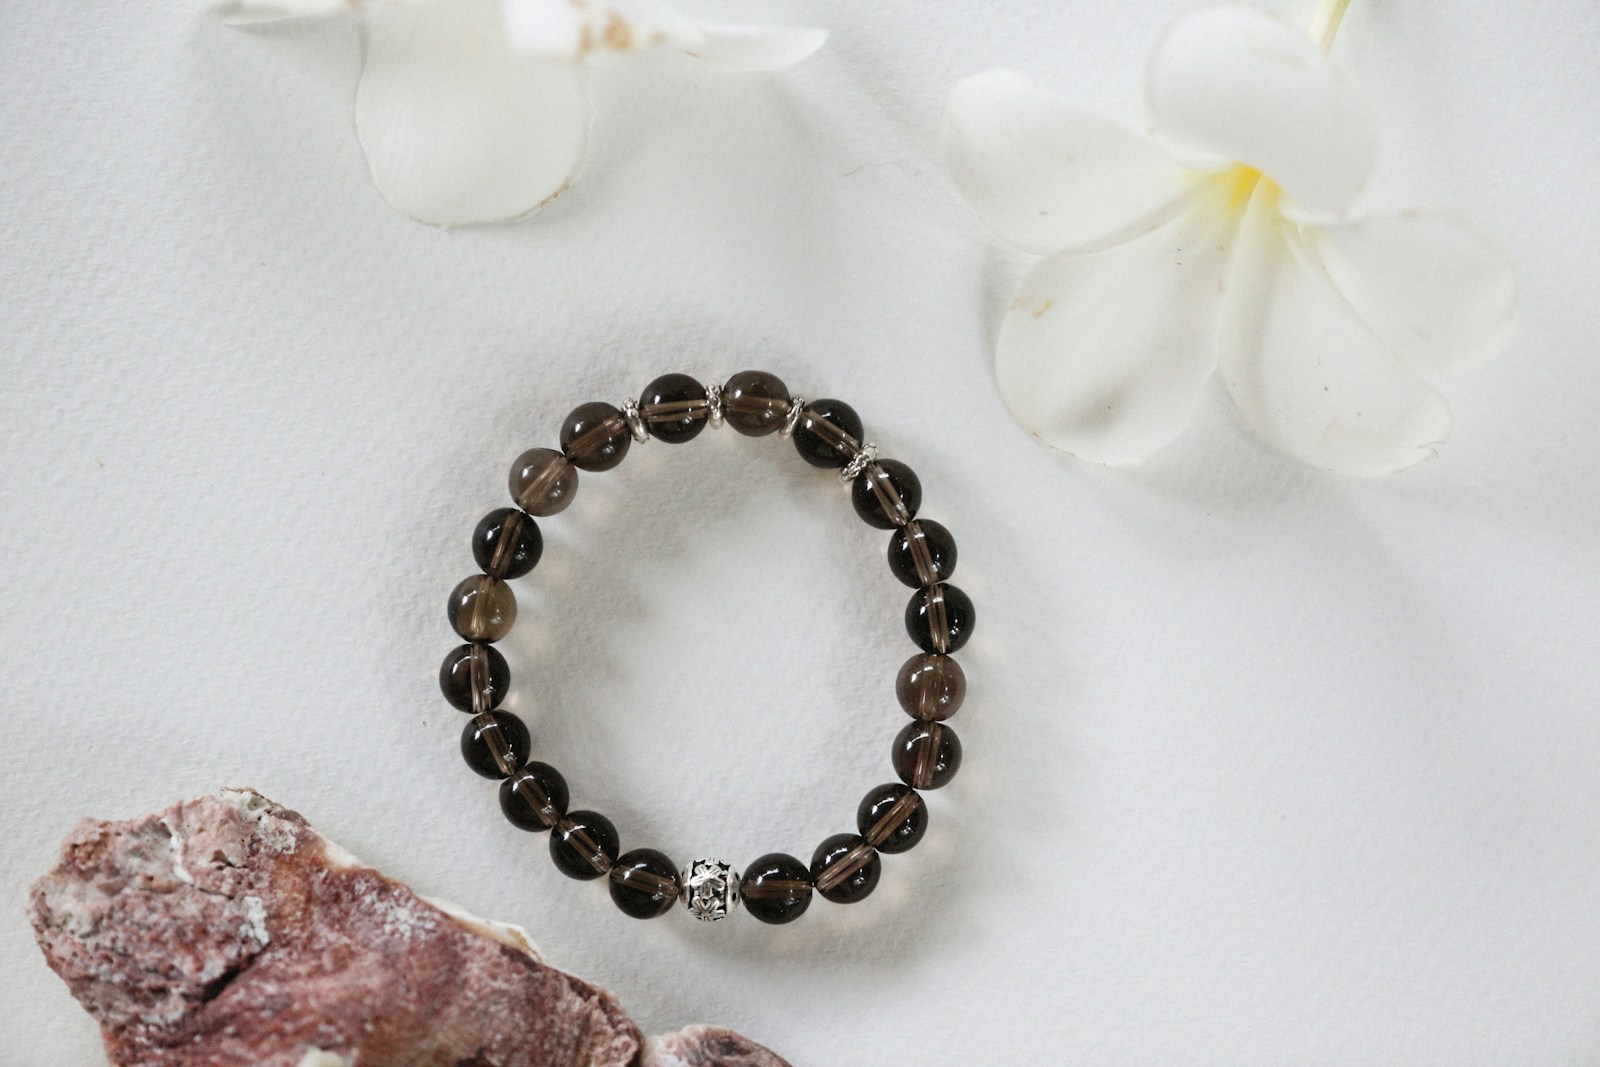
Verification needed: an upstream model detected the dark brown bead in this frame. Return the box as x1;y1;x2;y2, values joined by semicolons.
447;575;517;643
549;810;620;880
460;711;531;780
791;398;864;468
508;448;578;517
888;519;957;589
857;782;928;855
895;653;966;721
740;853;813;925
560;402;631;472
498;761;569;831
722;370;791;437
904;582;974;654
851;460;922;529
609;848;681;919
472;508;543;579
639;373;709;444
892;721;962;790
810;833;880;904
439;643;510;713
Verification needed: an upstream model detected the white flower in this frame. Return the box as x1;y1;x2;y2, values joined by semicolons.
942;3;1518;476
200;0;826;226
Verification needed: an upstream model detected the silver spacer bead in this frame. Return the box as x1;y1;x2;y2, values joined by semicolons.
780;395;807;439
681;858;741;922
705;382;725;428
621;398;649;443
839;441;879;482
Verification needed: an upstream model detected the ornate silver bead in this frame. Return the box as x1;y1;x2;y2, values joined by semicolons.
620;398;649;443
680;858;740;922
705;382;725;428
780;395;807;438
839;441;879;482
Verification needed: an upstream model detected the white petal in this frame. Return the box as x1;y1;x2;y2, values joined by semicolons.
1146;5;1379;217
995;188;1238;465
943;70;1201;255
1312;209;1519;378
356;0;590;226
195;0;348;25
1218;190;1453;476
682;23;828;72
502;0;702;61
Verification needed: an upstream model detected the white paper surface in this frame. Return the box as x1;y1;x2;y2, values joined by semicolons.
3;0;1598;1062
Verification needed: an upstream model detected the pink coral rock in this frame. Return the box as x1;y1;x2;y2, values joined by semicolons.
29;789;789;1067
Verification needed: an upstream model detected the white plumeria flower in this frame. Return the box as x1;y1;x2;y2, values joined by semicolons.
199;0;826;226
943;3;1518;476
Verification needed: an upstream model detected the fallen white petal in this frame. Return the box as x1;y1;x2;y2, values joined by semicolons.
1218;189;1453;476
995;182;1239;465
1312;208;1519;378
1146;5;1379;218
356;0;590;225
502;0;703;60
196;0;349;26
682;23;828;72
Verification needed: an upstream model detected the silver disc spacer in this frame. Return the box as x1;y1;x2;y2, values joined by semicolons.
621;398;649;443
706;382;725;428
780;395;807;438
840;442;879;482
681;858;741;922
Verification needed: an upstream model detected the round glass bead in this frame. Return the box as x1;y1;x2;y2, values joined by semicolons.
895;653;966;721
856;782;928;854
447;575;517;643
891;721;962;790
904;582;975;654
851;460;922;529
560;402;631;472
609;848;682;919
472;508;543;579
639;373;709;444
438;643;510;713
887;519;957;589
508;448;578;517
498;761;569;831
549;810;620;880
791;398;864;468
810;833;880;904
460;710;531;780
722;370;791;437
740;853;814;925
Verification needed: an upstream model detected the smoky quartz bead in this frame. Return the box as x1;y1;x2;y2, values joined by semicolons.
888;519;957;589
550;810;620;880
851;460;922;529
472;508;544;580
439;643;510;713
810;833;881;904
609;848;682;919
560;402;631;472
740;853;814;925
892;721;962;790
722;370;791;436
638;373;709;444
905;582;975;654
448;575;517;643
461;710;531;780
508;448;578;517
896;653;966;721
857;782;928;855
791;398;864;468
498;761;569;832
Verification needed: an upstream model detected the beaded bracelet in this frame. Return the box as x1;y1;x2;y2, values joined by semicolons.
438;371;972;924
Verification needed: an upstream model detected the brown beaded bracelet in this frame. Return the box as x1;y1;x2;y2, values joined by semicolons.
438;371;973;924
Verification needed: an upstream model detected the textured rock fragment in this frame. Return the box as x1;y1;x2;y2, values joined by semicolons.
29;789;789;1067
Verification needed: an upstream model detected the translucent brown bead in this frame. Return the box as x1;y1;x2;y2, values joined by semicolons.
439;642;510;714
887;519;957;589
904;582;974;654
508;448;578;517
560;402;631;472
639;373;709;444
472;508;543;579
461;710;531;780
447;575;517;643
498;761;569;832
851;460;922;529
857;782;928;855
810;833;881;904
892;721;962;790
609;848;681;919
791;398;864;468
722;370;791;437
896;653;966;721
740;853;813;925
549;810;620;880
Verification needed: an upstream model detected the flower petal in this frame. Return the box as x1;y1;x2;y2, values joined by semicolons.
356;0;590;226
1312;209;1519;378
995;186;1238;464
943;70;1201;255
195;0;347;26
1218;189;1453;476
501;0;703;61
681;23;828;72
1146;5;1379;217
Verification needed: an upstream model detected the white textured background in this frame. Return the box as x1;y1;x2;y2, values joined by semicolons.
4;1;1600;1063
